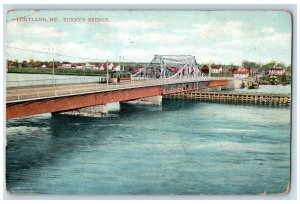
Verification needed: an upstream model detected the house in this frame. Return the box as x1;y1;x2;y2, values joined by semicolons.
85;63;95;69
108;62;114;70
228;65;252;78
60;62;72;68
75;64;83;69
99;62;115;70
237;65;253;74
41;64;47;68
268;67;285;75
211;65;222;74
112;65;121;71
227;67;238;74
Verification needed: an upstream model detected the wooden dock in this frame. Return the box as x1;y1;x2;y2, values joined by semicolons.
164;91;291;106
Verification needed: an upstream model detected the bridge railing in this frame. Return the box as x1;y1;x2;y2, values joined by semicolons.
6;77;106;88
6;77;227;103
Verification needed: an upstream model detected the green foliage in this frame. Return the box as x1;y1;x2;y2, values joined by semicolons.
7;67;107;76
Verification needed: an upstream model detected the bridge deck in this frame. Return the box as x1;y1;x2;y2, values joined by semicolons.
6;78;215;103
6;78;229;119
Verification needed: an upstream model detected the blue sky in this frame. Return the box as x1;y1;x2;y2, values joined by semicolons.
6;10;292;65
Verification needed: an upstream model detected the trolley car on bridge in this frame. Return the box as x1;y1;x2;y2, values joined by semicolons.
109;71;132;83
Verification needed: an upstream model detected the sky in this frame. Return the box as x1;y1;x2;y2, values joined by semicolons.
6;10;292;65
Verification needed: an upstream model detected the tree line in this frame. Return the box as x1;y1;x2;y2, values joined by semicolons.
7;59;291;74
7;59;61;68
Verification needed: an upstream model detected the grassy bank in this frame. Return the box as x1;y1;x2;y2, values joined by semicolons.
8;67;108;76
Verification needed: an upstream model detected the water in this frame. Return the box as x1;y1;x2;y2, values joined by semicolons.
234;85;291;94
6;100;290;195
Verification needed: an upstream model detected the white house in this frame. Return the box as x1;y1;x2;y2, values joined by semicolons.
211;65;222;74
268;67;285;75
99;64;105;70
61;62;72;68
112;65;121;71
75;64;83;69
108;62;114;70
41;64;47;68
98;62;115;70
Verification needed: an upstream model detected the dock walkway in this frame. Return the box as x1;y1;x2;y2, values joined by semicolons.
164;91;291;106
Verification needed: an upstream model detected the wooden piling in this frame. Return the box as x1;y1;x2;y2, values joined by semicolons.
164;91;291;106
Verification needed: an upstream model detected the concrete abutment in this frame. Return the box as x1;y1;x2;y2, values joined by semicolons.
53;104;108;117
123;95;163;106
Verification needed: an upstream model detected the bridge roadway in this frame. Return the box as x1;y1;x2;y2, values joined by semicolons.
6;77;229;119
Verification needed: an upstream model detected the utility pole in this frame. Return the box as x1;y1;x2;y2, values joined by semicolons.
106;60;109;87
209;60;212;77
52;58;55;83
122;57;125;71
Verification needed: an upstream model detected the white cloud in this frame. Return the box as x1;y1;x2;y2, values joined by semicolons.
6;41;113;62
6;18;291;65
95;32;185;44
193;20;243;39
261;27;275;33
263;33;291;44
7;21;70;39
109;20;161;30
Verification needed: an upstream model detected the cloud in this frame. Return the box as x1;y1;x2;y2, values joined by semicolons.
6;41;113;62
6;17;291;65
95;32;185;44
193;20;243;40
261;27;275;33
7;21;70;40
109;20;162;30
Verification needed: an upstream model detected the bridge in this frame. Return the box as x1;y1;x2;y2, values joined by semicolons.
6;55;230;119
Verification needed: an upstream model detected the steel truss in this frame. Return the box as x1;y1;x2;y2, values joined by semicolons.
133;55;201;79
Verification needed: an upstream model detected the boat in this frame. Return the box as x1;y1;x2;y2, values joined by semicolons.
246;81;259;89
240;81;246;89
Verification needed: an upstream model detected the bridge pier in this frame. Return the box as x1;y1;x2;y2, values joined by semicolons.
53;104;108;117
123;96;163;106
221;79;243;90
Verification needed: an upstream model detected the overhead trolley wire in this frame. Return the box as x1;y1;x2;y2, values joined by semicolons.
6;46;107;62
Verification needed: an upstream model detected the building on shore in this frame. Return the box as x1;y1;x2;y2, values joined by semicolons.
268;67;285;75
211;65;223;74
59;62;72;68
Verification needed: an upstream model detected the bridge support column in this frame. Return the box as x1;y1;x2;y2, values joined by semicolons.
124;95;162;106
221;79;243;90
53;104;108;117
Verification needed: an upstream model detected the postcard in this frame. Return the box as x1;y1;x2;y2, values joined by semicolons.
5;10;292;195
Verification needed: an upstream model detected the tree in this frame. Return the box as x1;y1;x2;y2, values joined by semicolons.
21;60;27;68
29;59;35;68
14;60;19;67
286;65;291;75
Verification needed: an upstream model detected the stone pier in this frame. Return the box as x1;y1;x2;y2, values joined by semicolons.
53;104;108;117
124;96;163;106
221;79;243;90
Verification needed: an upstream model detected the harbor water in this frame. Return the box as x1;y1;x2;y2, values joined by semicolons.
6;98;290;195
